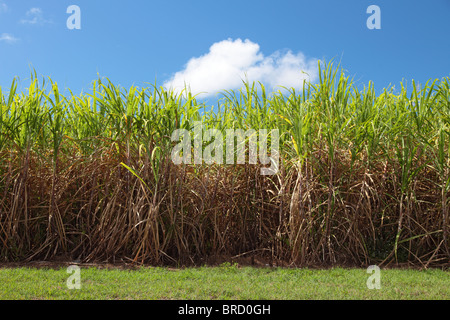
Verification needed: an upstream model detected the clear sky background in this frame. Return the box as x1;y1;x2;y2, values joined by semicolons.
0;0;449;102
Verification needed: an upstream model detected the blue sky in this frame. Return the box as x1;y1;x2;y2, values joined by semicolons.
0;0;449;101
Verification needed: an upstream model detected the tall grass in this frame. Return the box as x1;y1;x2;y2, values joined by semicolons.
0;61;448;267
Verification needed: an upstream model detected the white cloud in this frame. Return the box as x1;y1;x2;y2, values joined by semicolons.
164;38;318;98
0;33;19;43
20;7;52;25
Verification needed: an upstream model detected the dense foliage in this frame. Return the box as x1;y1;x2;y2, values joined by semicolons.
0;62;448;267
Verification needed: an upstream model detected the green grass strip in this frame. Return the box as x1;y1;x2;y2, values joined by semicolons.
0;265;448;300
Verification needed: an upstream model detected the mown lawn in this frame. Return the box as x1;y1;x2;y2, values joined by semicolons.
0;264;448;300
